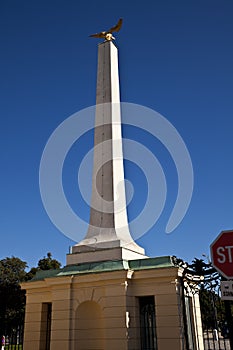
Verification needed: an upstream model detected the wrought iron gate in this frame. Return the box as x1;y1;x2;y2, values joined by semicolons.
175;257;233;350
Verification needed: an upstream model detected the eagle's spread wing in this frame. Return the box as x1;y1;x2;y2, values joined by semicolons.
89;32;106;39
108;18;123;33
89;19;123;40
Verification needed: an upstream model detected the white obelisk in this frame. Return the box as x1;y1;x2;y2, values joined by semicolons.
67;41;145;265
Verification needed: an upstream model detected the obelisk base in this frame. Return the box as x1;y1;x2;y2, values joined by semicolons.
66;238;146;265
66;246;147;265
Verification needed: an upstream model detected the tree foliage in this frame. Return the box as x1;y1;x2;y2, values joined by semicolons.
0;253;62;339
0;257;27;338
25;252;61;280
189;258;210;276
37;252;61;271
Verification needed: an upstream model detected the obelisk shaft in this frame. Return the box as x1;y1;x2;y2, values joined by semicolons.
87;41;129;240
67;41;145;264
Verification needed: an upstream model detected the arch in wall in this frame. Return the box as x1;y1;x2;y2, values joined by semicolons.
75;300;105;350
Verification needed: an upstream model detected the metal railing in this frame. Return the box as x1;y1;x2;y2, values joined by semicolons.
2;325;24;350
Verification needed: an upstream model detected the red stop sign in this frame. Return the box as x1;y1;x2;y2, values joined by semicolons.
210;230;233;279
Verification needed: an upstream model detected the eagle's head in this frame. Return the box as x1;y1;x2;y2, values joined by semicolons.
105;33;115;41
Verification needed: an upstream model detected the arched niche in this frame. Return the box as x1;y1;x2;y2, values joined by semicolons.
75;300;105;349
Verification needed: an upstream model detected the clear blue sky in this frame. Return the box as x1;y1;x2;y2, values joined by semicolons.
1;1;233;268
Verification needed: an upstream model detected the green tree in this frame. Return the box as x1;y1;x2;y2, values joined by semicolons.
189;258;210;275
0;253;62;342
0;257;27;340
37;252;61;270
25;252;61;280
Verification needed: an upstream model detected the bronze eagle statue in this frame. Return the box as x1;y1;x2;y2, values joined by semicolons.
89;18;123;41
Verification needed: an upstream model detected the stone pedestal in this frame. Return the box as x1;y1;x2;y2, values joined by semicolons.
67;245;145;265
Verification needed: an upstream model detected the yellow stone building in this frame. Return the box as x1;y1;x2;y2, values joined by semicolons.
21;257;204;350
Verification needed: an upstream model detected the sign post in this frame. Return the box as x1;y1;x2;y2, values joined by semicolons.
210;230;233;349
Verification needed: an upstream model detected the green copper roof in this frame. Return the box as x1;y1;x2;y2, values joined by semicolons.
31;268;61;281
129;256;175;270
57;259;130;276
30;256;176;282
